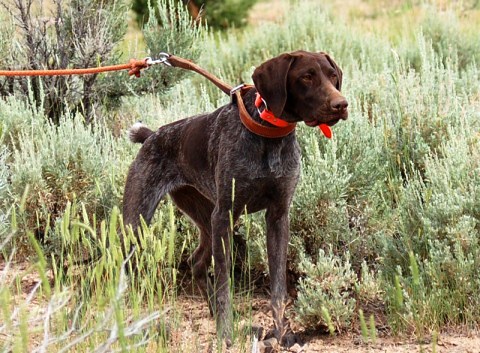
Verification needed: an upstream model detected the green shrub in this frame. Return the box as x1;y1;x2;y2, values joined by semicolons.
199;1;390;92
199;0;258;29
355;261;384;305
0;84;211;254
288;111;392;267
294;249;356;332
5;105;130;250
0;0;202;123
384;129;480;331
0;97;45;148
421;9;480;71
132;0;257;29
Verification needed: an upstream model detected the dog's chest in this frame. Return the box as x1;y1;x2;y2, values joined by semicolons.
248;148;297;179
243;138;301;179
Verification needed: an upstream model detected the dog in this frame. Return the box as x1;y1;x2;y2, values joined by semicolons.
122;50;348;346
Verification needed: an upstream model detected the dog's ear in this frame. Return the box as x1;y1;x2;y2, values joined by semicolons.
321;52;343;91
252;53;295;118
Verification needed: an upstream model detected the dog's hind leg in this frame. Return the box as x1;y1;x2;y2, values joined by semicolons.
210;192;249;347
170;186;215;311
122;156;179;254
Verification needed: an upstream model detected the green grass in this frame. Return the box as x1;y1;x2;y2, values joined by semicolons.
0;201;258;352
1;0;480;351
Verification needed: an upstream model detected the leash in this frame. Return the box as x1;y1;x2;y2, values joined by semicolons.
0;52;296;138
0;57;171;78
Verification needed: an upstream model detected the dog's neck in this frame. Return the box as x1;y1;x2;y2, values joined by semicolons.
237;87;296;138
254;93;292;128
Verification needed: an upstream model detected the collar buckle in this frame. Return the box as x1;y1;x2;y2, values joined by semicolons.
230;84;245;102
254;93;291;128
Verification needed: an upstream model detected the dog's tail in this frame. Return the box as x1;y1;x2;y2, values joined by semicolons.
128;122;154;144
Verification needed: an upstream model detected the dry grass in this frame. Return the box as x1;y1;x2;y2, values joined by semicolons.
3;259;480;353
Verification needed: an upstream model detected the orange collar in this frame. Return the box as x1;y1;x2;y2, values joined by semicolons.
232;86;296;138
254;93;292;128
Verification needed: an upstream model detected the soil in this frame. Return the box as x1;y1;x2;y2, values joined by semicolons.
169;295;480;353
3;260;479;353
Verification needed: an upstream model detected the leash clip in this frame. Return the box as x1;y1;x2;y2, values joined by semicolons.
145;52;172;67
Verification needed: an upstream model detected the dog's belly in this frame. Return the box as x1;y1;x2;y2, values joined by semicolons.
244;195;273;214
175;180;275;212
174;175;295;216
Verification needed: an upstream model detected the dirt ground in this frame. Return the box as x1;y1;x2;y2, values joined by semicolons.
170;295;480;353
3;259;480;353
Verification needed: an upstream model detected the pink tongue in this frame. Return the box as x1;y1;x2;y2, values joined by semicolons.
319;124;332;139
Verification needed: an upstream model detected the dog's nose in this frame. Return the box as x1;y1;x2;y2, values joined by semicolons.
331;97;348;111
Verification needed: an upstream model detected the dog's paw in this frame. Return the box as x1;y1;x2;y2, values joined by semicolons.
128;122;154;144
281;331;302;348
255;337;279;353
265;328;302;348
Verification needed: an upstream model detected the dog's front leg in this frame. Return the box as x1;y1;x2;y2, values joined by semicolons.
265;205;295;346
211;206;234;346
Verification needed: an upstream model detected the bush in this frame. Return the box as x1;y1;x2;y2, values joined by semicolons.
0;0;202;123
199;1;390;90
132;0;258;29
421;9;480;71
0;97;45;148
0;83;210;255
199;0;258;29
3;100;130;251
0;0;128;122
294;249;356;332
384;130;480;331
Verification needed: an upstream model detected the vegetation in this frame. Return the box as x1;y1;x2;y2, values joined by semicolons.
1;0;480;351
0;0;200;123
132;0;258;29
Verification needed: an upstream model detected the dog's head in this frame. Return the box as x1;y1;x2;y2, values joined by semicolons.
252;50;348;127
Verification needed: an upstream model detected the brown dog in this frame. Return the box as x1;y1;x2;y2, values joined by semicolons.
123;51;348;346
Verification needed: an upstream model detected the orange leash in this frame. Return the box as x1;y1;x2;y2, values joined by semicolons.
0;52;297;138
0;58;151;77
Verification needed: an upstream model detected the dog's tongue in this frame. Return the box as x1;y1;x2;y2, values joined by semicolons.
319;124;332;139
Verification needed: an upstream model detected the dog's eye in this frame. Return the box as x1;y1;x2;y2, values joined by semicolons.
302;74;313;82
330;72;338;86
